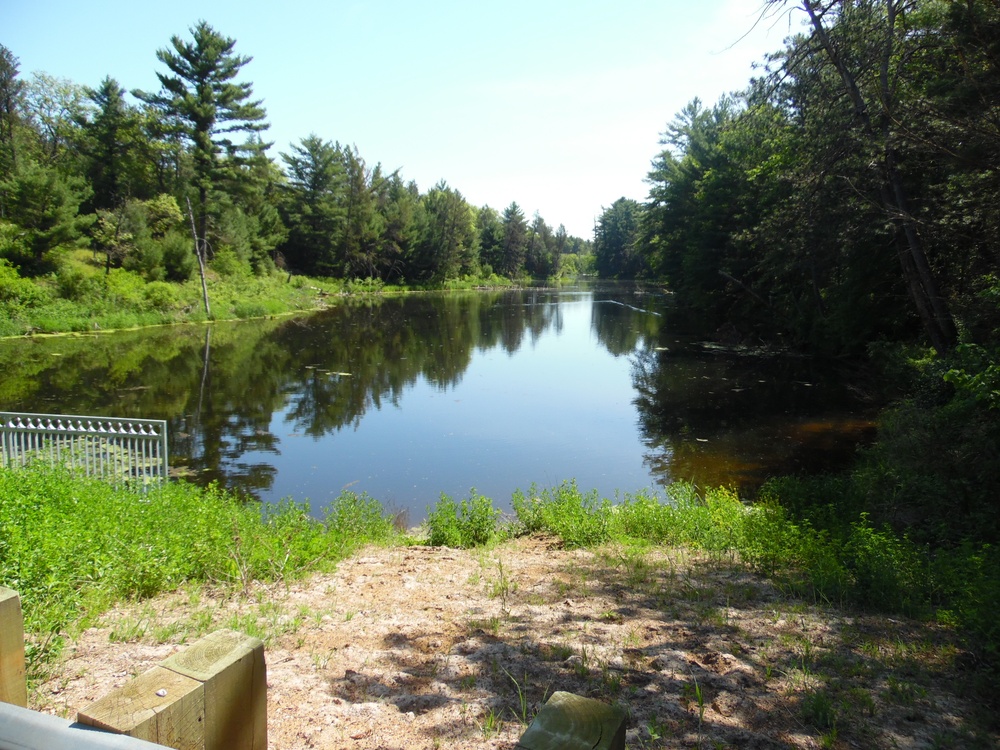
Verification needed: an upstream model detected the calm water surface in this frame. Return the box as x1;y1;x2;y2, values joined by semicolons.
0;283;875;520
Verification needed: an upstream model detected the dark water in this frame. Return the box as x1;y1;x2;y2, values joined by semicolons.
0;283;876;520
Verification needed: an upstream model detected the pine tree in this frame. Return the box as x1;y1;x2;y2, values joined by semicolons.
135;21;269;244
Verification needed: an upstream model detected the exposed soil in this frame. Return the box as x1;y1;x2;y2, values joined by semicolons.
34;536;995;749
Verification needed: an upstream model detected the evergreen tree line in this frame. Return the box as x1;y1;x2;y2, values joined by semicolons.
595;0;999;358
0;22;590;289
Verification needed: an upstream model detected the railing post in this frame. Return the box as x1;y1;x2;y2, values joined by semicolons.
0;586;28;708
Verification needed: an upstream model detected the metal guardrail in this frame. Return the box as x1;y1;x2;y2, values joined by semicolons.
0;702;172;750
0;412;168;487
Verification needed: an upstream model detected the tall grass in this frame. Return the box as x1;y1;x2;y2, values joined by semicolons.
0;464;395;666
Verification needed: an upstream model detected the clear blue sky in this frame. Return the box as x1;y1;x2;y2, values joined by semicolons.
5;1;798;238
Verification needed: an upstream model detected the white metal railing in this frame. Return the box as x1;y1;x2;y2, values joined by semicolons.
0;412;168;487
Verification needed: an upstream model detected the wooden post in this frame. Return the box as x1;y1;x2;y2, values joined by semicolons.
78;630;265;750
516;691;626;750
0;586;28;707
161;630;266;750
77;666;204;749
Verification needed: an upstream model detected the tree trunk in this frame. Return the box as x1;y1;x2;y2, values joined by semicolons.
186;196;212;319
801;0;957;352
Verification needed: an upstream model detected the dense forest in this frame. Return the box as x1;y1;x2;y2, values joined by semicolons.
596;0;998;361
0;22;590;295
595;0;1000;545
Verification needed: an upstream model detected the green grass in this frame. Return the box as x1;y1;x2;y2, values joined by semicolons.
0;464;396;671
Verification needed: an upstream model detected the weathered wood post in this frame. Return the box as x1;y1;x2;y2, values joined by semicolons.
516;691;626;750
0;586;28;708
78;630;266;750
161;630;267;750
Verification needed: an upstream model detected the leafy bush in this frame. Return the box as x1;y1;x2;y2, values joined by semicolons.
426;490;500;548
143;281;178;311
0;258;51;308
211;247;253;278
842;515;927;613
324;491;395;554
512;480;611;548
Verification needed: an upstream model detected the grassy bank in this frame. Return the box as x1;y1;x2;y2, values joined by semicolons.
0;249;522;338
2;466;997;688
430;482;1000;669
0;465;397;670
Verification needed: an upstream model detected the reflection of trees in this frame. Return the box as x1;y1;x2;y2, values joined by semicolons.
590;287;661;357
279;292;566;434
0;290;569;499
631;346;874;492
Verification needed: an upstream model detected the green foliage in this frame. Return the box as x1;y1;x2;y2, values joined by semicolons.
594;197;644;278
0;160;94;273
231;298;283;319
842;516;927;613
143;281;178;311
323;491;395;554
157;230;197;281
512;481;611;548
210;247;253;278
944;344;1000;410
0;464;395;665
0;256;51;310
426;490;500;548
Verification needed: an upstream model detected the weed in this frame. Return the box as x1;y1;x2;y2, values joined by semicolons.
153;622;183;644
502;667;531;725
600;663;623;695
801;689;837;731
188;609;214;637
310;649;333;670
885;676;926;706
108;616;149;643
480;707;504;739
488;559;517;617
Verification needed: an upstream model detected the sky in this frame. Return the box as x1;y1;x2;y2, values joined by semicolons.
5;1;800;239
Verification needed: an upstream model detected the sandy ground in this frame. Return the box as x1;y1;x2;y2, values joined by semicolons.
34;536;996;749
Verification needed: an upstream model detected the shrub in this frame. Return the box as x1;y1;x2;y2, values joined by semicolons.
513;481;611;548
211;247;253;278
427;490;500;548
143;281;178;312
842;515;927;614
0;258;51;310
159;230;196;281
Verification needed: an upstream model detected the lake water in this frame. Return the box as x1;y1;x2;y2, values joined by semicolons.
0;283;876;521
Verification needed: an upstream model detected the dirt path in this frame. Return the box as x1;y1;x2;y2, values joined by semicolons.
35;536;995;749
